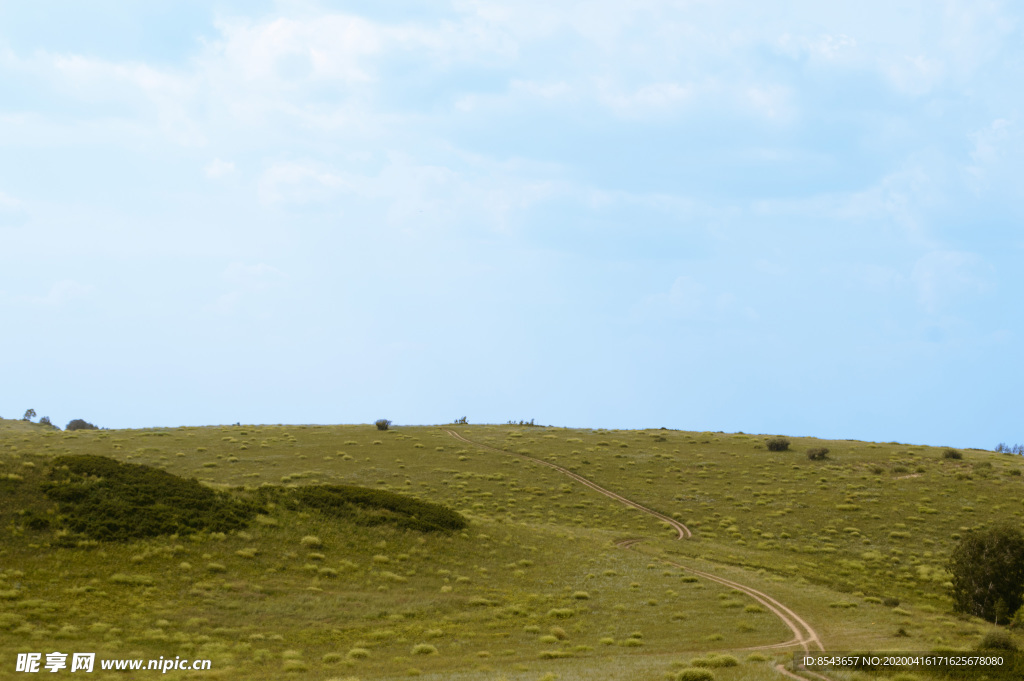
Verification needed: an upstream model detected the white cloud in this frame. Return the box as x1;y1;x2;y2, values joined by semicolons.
597;81;693;117
257;161;354;204
209;263;285;314
776;32;858;61
912;250;991;313
0;190;20;209
965;118;1023;197
2;280;95;307
636;275;755;323
204;158;236;179
881;54;945;97
222;262;284;290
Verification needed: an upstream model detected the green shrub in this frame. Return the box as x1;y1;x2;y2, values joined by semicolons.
375;419;392;431
690;654;739;668
269;484;467;533
949;524;1024;623
42;455;261;541
674;668;715;681
411;644;437;655
943;448;963;460
766;437;790;452
977;630;1018;651
807;447;829;461
65;419;98;431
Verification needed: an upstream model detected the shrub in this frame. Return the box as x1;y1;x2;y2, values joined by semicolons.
690;654;739;668
674;669;715;681
766;437;790;452
807;447;829;461
271;484;467;533
977;630;1018;651
42;455;261;541
943;448;963;460
949;524;1024;623
375;419;392;431
66;419;99;431
410;644;437;656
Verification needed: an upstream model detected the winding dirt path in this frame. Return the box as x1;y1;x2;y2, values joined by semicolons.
443;428;828;678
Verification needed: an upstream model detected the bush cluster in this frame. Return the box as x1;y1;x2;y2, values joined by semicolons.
766;437;790;452
42;455;261;541
66;419;99;431
375;419;392;431
978;630;1018;651
948;524;1024;623
271;484;468;533
806;447;829;461
943;448;963;460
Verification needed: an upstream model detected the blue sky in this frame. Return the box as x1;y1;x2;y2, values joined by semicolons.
1;1;1021;449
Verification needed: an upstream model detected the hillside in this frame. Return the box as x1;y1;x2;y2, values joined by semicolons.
1;418;1022;680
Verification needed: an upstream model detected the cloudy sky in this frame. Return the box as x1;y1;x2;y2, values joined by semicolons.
1;1;1021;448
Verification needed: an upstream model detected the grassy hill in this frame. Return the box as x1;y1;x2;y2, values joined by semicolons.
1;418;1022;680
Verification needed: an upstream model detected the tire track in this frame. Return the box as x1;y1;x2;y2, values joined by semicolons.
444;428;827;678
444;429;690;538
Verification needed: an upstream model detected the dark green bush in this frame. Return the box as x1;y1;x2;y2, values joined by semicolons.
375;419;392;431
949;524;1024;623
267;484;467;533
766;437;790;452
42;455;262;541
944;448;963;460
674;668;715;681
978;630;1018;651
807;447;829;461
66;419;98;431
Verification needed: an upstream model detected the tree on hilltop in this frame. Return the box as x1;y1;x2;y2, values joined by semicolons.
23;409;36;422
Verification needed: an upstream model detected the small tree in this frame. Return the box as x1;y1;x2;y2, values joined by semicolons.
766;437;790;452
66;419;98;431
23;408;36;422
375;419;392;431
948;524;1024;623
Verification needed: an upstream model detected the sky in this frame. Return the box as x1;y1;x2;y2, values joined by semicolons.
1;1;1022;449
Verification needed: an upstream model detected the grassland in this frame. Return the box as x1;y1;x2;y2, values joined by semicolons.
1;418;1022;680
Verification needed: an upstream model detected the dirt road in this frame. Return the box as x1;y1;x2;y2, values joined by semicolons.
444;428;828;678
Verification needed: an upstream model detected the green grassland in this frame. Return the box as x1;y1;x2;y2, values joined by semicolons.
1;418;1022;681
